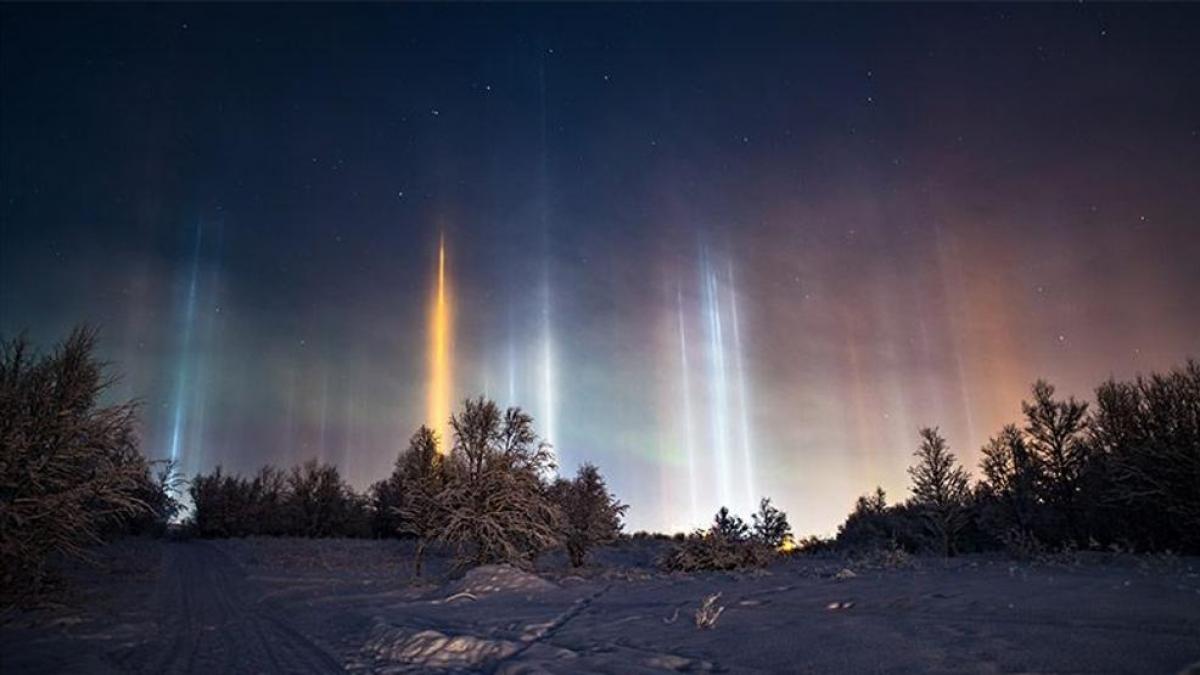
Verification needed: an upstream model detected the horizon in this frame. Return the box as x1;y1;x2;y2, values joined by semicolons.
3;3;1199;535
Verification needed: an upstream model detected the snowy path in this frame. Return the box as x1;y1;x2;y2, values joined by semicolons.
4;540;1200;674
107;542;344;674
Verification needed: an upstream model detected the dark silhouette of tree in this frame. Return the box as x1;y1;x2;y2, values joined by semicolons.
712;506;749;542
550;463;627;567
190;461;367;538
391;425;445;575
285;460;361;537
750;497;792;548
659;501;786;572
1023;381;1090;541
658;528;773;572
908;427;971;556
829;360;1200;556
369;474;405;539
977;424;1042;537
250;465;289;536
432;397;562;568
0;327;155;597
190;466;247;537
862;486;887;514
1091;361;1200;551
836;486;890;549
123;459;184;536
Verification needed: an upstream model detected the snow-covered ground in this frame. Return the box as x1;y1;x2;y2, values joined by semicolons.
3;538;1199;673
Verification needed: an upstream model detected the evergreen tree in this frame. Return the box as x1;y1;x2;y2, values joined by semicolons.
712;506;748;542
1023;380;1090;541
751;497;792;548
391;426;445;575
907;427;971;556
978;424;1042;536
550;463;628;567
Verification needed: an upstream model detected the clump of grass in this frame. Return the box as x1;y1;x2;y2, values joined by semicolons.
694;593;724;629
658;531;773;572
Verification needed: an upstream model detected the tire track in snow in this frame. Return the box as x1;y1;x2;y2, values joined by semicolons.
123;542;344;674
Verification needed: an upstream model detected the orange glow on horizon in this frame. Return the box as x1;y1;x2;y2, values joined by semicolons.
428;235;452;452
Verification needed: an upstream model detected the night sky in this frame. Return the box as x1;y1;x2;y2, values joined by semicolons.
2;4;1198;534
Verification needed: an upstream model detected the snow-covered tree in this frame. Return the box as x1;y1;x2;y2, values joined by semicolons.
550;463;627;567
432;397;562;568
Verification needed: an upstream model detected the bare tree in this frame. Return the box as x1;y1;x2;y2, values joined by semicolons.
432;397;562;568
286;460;361;537
249;465;289;536
1093;362;1200;551
907;427;971;556
0;327;152;597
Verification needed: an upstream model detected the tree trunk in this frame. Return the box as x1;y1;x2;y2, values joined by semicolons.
413;539;427;577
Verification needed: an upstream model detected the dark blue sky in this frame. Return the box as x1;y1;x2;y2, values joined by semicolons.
3;3;1198;532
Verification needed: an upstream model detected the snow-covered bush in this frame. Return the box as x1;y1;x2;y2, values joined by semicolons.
549;463;628;567
658;529;773;572
658;506;775;572
0;328;156;597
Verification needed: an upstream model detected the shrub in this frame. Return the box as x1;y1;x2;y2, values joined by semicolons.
793;535;836;555
658;506;775;572
658;530;773;572
835;487;924;553
0;328;154;597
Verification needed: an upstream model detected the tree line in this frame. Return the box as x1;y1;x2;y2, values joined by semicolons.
836;363;1200;556
188;398;629;575
3;326;1197;601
